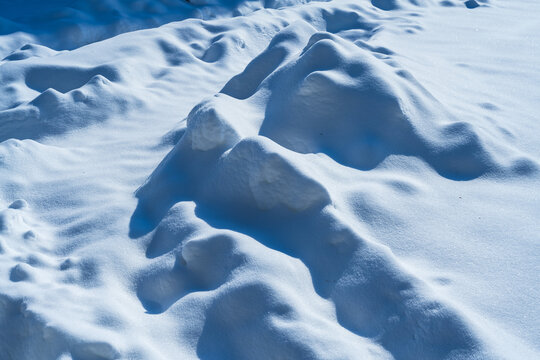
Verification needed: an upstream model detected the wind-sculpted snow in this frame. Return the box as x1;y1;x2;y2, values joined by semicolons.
0;0;539;359
219;26;536;179
129;17;537;359
0;0;485;54
133;131;488;359
0;14;280;141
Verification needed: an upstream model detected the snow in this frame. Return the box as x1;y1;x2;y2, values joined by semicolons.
0;0;539;359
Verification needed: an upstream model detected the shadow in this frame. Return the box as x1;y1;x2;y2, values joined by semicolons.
0;0;196;50
135;254;213;314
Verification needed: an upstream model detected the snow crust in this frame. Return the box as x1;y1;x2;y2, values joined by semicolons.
0;0;539;359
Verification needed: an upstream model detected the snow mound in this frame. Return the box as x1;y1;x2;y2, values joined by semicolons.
132;188;491;359
0;45;147;141
127;19;534;359
1;0;538;358
0;70;140;141
218;28;537;179
0;13;292;141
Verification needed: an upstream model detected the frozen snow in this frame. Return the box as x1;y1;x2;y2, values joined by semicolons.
0;0;539;359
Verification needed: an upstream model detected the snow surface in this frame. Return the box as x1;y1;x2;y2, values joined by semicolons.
0;0;539;359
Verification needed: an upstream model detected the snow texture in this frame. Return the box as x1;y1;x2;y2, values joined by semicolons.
0;0;538;359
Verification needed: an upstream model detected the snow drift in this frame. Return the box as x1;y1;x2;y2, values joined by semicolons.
0;0;539;359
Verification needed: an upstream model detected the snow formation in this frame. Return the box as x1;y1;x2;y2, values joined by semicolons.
0;0;539;359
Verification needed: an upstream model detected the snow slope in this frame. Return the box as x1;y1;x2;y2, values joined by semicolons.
0;0;538;359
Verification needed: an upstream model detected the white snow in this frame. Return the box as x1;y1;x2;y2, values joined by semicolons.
0;0;539;359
